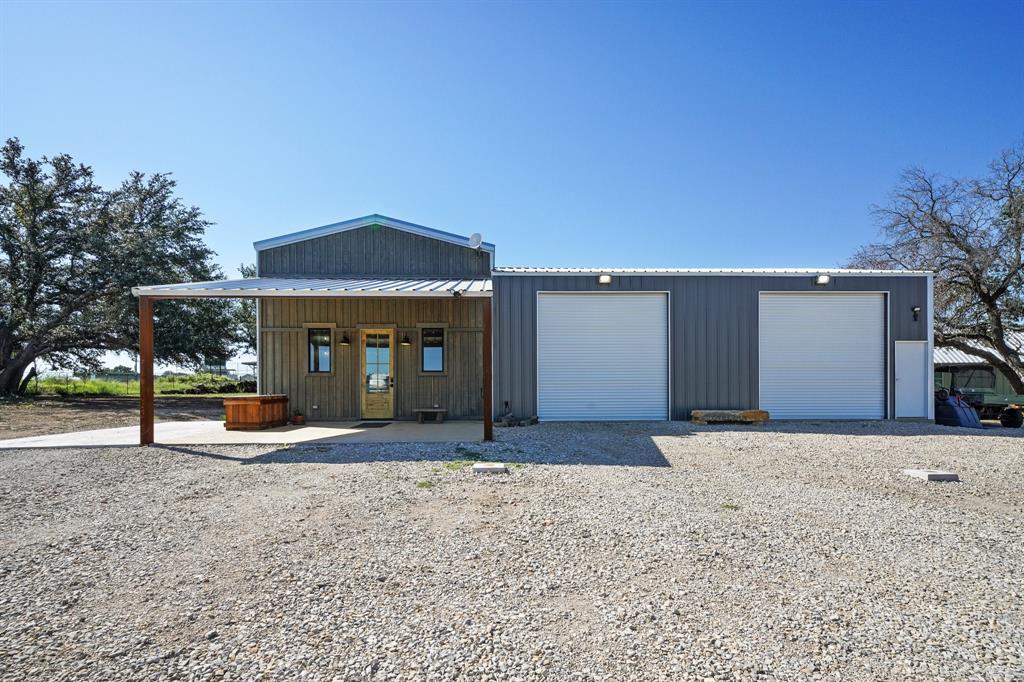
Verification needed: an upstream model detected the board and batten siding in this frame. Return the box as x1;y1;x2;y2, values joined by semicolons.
258;225;491;278
259;297;484;420
492;274;930;420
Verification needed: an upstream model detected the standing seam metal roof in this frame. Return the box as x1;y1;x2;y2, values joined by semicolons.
934;332;1024;365
131;277;492;297
493;267;932;276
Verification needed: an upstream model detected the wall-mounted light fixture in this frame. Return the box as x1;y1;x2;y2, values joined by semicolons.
400;333;412;347
814;274;831;286
598;274;613;285
339;333;351;346
912;306;921;321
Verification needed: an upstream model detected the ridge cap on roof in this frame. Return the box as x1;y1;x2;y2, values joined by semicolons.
252;214;496;253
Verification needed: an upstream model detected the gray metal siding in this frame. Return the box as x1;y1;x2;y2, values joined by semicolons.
492;274;930;420
258;225;491;278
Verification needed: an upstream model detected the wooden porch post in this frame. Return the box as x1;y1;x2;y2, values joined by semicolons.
139;296;155;446
483;297;493;441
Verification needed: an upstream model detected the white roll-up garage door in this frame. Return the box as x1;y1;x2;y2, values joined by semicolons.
537;293;669;421
759;293;886;419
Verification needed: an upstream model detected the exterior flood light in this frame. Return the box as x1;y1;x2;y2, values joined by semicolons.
339;333;351;346
400;333;412;346
814;274;831;286
912;306;921;321
598;274;613;285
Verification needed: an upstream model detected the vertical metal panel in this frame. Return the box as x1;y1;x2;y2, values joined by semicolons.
492;274;929;420
257;225;491;278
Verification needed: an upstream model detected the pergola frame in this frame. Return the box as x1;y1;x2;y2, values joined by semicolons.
135;294;493;446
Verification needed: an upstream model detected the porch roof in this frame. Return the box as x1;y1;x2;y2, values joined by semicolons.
131;276;492;298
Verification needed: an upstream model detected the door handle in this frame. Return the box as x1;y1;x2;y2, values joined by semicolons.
388;376;394;388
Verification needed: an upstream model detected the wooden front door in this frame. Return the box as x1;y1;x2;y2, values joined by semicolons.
360;329;394;419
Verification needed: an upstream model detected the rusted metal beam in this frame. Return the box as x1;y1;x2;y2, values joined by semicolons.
483;298;493;442
139;296;154;446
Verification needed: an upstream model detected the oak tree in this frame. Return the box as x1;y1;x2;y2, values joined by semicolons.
850;142;1024;393
0;138;242;395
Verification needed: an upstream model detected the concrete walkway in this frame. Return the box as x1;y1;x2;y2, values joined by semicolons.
0;420;484;448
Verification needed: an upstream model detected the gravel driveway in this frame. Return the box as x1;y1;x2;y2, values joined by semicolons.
1;421;1021;680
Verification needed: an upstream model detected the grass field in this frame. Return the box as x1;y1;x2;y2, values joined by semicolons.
24;372;254;397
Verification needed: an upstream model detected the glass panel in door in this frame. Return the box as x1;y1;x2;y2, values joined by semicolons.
361;330;394;419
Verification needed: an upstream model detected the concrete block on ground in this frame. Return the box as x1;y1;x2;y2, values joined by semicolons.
903;469;960;482
691;409;770;425
472;462;508;475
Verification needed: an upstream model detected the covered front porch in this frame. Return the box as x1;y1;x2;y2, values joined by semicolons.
132;277;494;446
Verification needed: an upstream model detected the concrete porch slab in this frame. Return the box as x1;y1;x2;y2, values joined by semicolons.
0;420;484;448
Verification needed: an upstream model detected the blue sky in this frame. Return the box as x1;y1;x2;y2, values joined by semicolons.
2;0;1022;276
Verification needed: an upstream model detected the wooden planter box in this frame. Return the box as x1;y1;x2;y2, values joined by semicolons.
224;395;289;431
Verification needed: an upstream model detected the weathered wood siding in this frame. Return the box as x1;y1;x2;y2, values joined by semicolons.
259;297;484;420
258;225;491;278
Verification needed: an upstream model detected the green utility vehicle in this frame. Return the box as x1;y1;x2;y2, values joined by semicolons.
934;364;1024;428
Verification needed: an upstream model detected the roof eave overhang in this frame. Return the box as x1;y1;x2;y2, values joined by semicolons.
131;287;491;299
491;269;933;277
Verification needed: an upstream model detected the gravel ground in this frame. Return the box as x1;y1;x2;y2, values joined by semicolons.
0;421;1021;681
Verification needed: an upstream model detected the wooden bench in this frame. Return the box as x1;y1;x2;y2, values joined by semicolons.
414;408;447;424
690;409;769;425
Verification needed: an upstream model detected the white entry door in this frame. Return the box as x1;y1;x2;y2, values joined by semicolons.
536;293;669;421
895;341;929;418
759;293;886;419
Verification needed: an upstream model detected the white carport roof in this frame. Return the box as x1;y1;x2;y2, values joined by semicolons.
934;332;1023;365
131;277;492;298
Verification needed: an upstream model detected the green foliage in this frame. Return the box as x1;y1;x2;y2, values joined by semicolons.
0;138;247;395
415;481;434;489
25;371;256;396
443;460;476;471
236;263;257;354
850;142;1024;393
720;503;741;511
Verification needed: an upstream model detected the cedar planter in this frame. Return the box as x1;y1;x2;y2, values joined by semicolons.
223;395;289;430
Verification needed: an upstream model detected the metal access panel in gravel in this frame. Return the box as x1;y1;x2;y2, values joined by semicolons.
354;422;391;428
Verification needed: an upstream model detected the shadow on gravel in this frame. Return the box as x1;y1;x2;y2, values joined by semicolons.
154;434;675;468
150;420;1020;470
685;420;1024;438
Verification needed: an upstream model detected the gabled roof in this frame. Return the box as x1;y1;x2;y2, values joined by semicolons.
252;214;496;255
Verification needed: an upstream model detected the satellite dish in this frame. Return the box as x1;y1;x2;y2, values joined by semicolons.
467;233;483;249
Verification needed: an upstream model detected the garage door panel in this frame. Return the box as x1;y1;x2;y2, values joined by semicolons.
759;293;885;420
538;293;668;421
